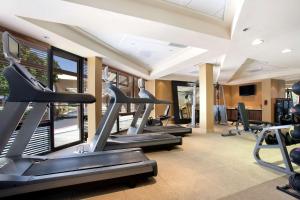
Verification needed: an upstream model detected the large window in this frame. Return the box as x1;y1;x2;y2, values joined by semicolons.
0;31;51;156
50;48;84;149
102;66;140;133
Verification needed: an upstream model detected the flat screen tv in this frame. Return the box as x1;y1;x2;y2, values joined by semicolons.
239;85;256;96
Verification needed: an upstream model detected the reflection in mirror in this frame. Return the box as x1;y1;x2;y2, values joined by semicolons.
177;86;193;119
172;81;199;124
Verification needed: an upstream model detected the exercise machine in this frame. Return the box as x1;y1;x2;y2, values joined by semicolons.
146;105;171;127
277;81;300;199
222;102;271;136
97;69;182;150
274;98;293;125
253;125;294;174
127;79;192;137
214;82;227;125
0;32;157;197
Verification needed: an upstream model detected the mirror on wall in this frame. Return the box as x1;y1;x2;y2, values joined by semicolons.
172;81;199;124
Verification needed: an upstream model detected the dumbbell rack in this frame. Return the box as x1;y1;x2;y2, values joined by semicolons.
277;81;300;199
253;125;294;175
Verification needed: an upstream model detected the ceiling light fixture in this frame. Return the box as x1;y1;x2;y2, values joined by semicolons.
252;39;264;46
281;48;292;54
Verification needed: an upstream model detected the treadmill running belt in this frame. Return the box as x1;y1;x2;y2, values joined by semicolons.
144;126;192;132
110;134;177;142
24;151;146;176
142;126;192;137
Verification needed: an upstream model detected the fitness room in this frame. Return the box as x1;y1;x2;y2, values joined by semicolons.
0;0;299;199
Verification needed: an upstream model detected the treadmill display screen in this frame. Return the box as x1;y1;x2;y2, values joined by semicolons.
8;35;19;59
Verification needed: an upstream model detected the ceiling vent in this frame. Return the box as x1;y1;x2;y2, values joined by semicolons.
168;42;187;48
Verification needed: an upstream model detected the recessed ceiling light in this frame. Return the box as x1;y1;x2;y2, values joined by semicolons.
252;39;264;46
281;48;292;54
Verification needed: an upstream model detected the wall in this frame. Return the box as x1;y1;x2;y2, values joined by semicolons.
155;80;174;119
224;80;285;122
270;79;285;122
261;79;272;122
145;79;174;123
145;80;156;117
224;82;262;109
230;82;262;109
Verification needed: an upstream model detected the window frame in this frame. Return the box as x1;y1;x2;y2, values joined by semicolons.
49;47;85;151
102;65;140;133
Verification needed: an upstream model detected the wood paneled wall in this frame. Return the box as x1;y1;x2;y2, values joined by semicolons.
145;79;174;123
223;82;262;109
224;80;285;123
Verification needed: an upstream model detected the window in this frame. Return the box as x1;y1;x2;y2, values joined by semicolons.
101;66;140;133
0;31;51;156
51;48;84;149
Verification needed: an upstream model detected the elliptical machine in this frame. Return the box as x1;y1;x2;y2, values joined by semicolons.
277;80;300;198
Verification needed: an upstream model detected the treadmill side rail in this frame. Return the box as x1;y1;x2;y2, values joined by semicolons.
7;103;48;157
0;159;157;198
0;102;28;154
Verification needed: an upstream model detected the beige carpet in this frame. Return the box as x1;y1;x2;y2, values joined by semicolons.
218;176;294;200
26;125;299;199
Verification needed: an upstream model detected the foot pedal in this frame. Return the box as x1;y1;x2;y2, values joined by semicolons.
277;185;300;199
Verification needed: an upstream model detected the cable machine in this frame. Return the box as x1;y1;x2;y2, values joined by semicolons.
214;82;228;125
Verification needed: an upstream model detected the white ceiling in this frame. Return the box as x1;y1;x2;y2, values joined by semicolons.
218;0;300;84
81;28;206;69
162;63;221;83
164;0;227;20
227;58;300;84
0;0;299;84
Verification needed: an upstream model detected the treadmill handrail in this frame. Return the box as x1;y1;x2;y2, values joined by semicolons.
139;88;171;104
2;32;96;104
106;82;155;104
4;66;96;103
138;78;171;104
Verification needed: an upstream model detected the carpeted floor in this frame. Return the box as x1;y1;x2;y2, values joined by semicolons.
19;125;299;199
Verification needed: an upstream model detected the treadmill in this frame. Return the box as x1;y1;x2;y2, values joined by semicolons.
91;68;182;151
0;32;157;198
127;79;192;137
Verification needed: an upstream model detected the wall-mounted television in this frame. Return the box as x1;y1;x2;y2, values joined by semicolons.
239;84;256;96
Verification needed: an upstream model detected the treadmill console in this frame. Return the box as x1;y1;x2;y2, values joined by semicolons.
2;32;20;63
8;35;19;59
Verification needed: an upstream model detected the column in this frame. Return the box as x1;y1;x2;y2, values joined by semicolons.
199;63;214;132
262;79;285;122
87;57;102;142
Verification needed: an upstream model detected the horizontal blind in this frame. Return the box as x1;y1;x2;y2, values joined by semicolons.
0;32;51;156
